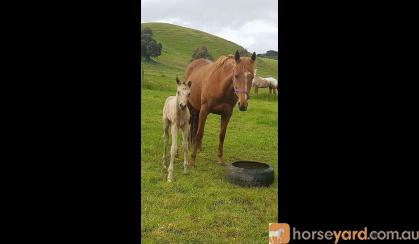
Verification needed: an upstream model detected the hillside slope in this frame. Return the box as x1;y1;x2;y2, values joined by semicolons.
141;22;278;91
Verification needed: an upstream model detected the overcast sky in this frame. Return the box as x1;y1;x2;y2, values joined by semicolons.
141;0;278;54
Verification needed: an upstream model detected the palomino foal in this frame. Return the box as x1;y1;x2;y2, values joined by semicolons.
162;77;192;182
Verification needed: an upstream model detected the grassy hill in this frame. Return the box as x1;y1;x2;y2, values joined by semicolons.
141;22;278;91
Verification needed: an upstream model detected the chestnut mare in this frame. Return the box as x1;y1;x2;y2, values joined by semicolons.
185;50;256;166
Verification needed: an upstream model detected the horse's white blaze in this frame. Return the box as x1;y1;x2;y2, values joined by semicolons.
244;71;250;99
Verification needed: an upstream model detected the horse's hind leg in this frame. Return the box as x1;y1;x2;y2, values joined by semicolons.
175;149;179;160
191;106;208;167
217;109;232;166
194;111;200;151
189;109;199;151
255;87;258;95
188;110;193;149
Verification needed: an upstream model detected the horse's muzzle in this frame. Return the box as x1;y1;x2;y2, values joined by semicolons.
238;102;248;111
180;104;187;110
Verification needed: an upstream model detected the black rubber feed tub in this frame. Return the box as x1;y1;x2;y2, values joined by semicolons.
226;161;275;187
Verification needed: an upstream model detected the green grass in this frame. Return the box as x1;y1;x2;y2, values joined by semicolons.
141;22;278;243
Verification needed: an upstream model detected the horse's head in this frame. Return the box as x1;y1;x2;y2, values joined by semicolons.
232;50;256;111
176;76;192;111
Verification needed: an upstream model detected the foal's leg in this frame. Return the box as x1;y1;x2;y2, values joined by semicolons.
162;119;170;170
182;124;190;174
269;87;272;95
190;105;209;167
217;110;232;166
255;87;258;95
168;125;178;182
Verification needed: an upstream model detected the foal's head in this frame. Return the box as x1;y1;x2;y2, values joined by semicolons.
176;76;192;111
232;50;256;111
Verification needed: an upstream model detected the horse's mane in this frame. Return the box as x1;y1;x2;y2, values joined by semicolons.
208;55;235;77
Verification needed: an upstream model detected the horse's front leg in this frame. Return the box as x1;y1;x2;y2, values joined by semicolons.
217;110;232;166
168;125;178;182
182;124;190;174
190;105;209;167
162;119;170;170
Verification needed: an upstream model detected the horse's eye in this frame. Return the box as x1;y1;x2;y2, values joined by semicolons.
235;75;238;78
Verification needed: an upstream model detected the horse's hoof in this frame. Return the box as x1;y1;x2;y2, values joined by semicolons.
183;171;189;175
189;159;196;167
217;162;226;166
167;178;173;182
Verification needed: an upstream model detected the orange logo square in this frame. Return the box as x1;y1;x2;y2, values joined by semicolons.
269;223;290;244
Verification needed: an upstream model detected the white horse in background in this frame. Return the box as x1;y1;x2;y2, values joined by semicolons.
252;69;278;95
162;76;192;182
265;77;278;92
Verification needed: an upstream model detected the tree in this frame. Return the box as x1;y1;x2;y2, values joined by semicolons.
256;50;278;60
266;50;278;57
191;46;213;61
141;27;162;61
141;27;153;35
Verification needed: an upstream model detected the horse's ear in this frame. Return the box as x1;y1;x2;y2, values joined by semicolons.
187;80;192;88
234;50;240;63
251;52;256;62
176;76;180;85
